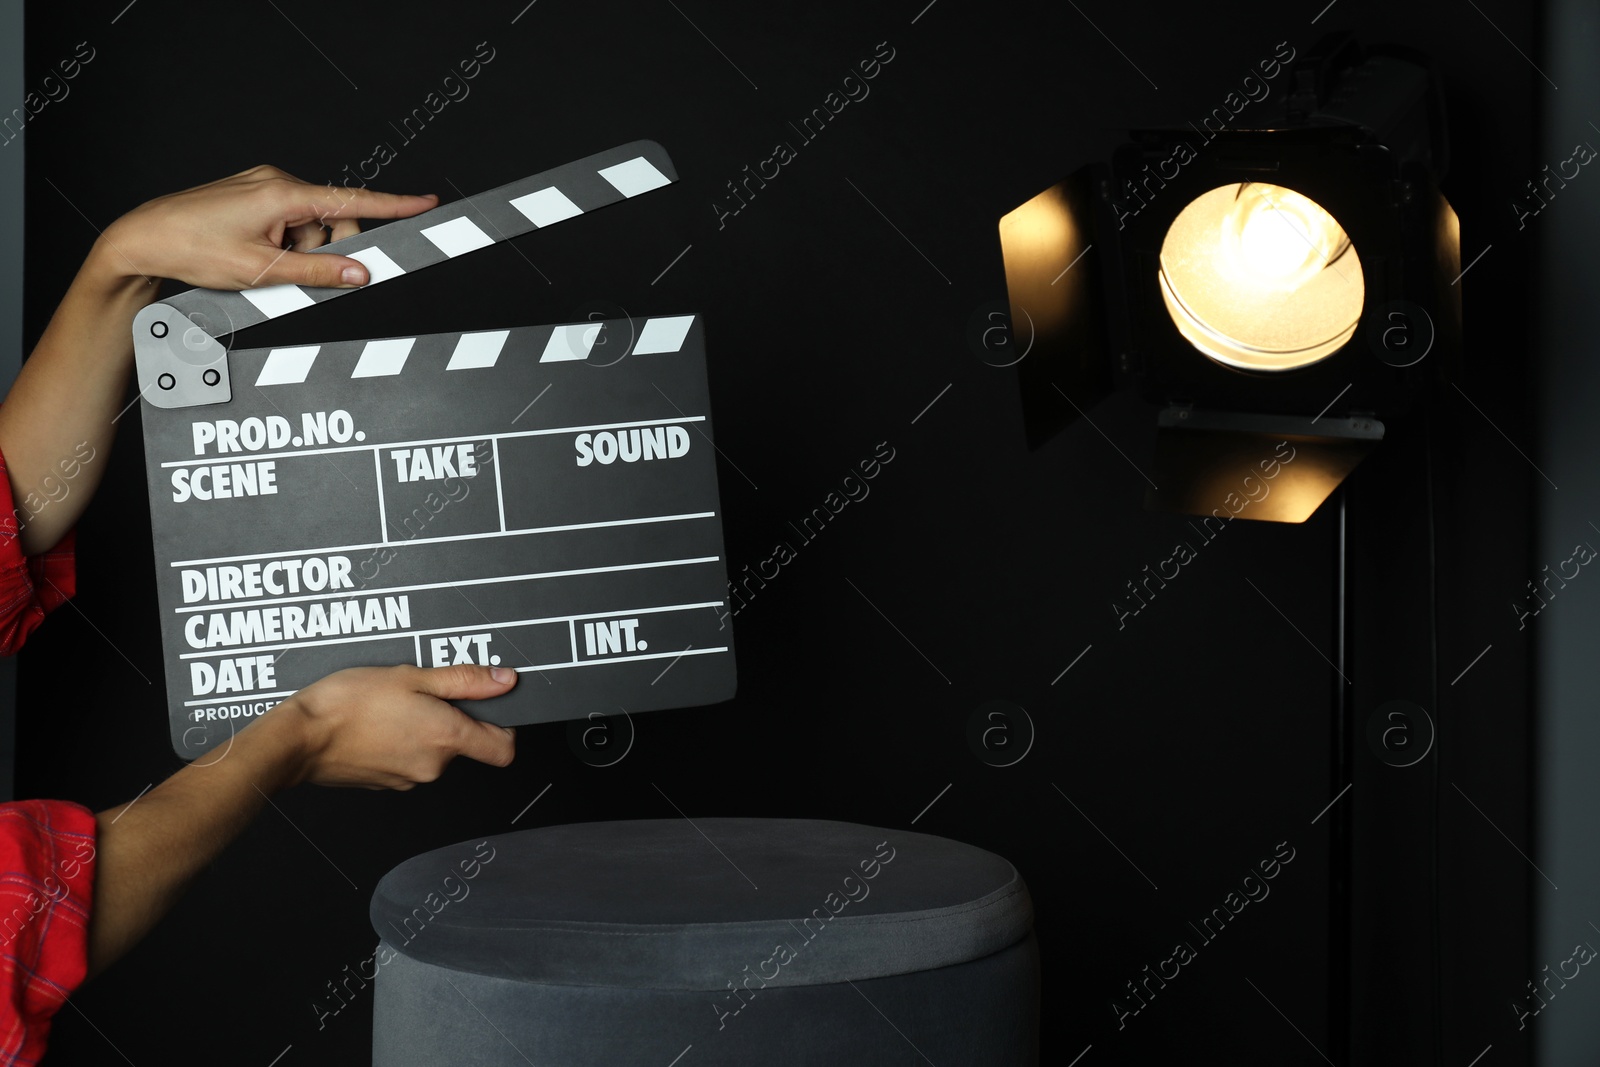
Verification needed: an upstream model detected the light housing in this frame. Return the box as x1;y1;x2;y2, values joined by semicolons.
999;38;1460;523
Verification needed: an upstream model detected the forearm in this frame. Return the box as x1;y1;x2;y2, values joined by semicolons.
86;703;310;977
0;236;157;554
83;661;518;976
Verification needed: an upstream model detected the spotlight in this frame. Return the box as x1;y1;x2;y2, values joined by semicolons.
999;34;1459;523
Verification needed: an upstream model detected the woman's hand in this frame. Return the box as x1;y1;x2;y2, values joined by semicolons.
95;164;438;291
0;166;439;555
269;663;520;790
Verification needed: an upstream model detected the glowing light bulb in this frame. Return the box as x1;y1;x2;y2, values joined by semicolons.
1224;184;1350;288
1239;208;1315;276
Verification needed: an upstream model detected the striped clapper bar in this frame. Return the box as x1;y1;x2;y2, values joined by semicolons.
133;142;736;760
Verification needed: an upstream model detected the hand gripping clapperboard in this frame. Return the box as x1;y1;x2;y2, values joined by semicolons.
133;142;735;759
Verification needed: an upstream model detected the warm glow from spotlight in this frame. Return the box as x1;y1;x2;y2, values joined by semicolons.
1159;183;1364;371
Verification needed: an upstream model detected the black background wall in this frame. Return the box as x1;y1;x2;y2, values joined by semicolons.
15;1;1540;1064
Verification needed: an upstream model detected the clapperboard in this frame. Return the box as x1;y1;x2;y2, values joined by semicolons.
133;141;735;759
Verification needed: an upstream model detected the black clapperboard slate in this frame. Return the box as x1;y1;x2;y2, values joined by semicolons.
133;142;735;759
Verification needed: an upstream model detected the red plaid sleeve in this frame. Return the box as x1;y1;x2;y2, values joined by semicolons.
0;449;76;657
0;800;97;1066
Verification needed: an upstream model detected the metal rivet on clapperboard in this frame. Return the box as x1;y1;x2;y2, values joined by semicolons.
151;321;168;338
202;369;220;386
157;373;175;390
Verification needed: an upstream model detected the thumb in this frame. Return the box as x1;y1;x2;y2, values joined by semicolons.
261;249;371;290
447;708;518;769
410;663;520;701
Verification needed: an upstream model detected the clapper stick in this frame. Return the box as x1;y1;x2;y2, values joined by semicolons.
134;140;679;407
132;141;737;760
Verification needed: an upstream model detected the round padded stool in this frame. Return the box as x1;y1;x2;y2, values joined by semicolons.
369;817;1038;1065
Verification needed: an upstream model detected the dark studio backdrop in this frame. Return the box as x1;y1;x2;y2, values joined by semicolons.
7;0;1561;1064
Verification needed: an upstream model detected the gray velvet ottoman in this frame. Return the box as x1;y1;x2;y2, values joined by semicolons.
369;817;1038;1065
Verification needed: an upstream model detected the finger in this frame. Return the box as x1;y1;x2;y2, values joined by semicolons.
408;663;519;701
285;221;329;253
446;709;518;769
300;186;439;227
252;248;371;289
327;217;362;243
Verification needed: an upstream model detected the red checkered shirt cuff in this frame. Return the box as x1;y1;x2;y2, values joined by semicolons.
0;450;76;657
0;799;98;1065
